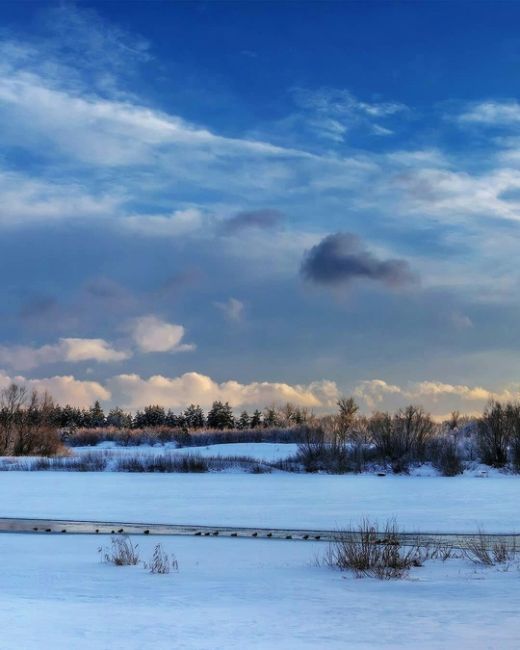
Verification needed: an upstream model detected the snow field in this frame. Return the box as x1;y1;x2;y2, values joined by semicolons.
0;471;518;532
0;533;518;649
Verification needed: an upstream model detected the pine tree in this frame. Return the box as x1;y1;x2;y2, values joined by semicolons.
106;407;132;428
250;409;262;428
143;405;166;427
237;411;250;429
207;401;235;429
183;404;205;429
87;400;106;428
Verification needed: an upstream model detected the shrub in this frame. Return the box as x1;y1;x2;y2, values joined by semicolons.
116;453;209;473
296;425;327;472
144;544;178;574
505;403;520;472
369;406;435;472
462;530;517;566
99;535;140;566
324;520;424;579
29;452;107;471
430;437;464;476
0;384;64;456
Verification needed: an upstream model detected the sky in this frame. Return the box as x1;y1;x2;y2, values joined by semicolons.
1;1;520;417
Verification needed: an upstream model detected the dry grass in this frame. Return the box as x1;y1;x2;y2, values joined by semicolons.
462;531;518;566
324;519;424;579
99;535;140;566
144;544;179;574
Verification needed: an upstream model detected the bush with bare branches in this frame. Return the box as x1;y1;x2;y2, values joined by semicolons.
144;544;179;574
99;535;140;566
0;384;63;456
324;520;424;579
477;401;509;468
462;530;517;566
368;406;435;472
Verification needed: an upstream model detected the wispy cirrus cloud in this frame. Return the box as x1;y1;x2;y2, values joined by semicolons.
290;87;408;142
214;297;245;322
458;100;520;126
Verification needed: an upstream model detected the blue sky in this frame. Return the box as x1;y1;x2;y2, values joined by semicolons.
0;1;519;416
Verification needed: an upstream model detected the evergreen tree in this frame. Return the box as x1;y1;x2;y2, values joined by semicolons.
237;411;250;429
250;409;262;428
165;409;179;428
86;400;105;428
106;407;132;428
207;401;235;429
183;404;206;429
262;407;279;428
143;405;166;427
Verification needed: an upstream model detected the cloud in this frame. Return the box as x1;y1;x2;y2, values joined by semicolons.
290;87;407;142
451;311;473;330
0;338;130;371
0;371;110;408
0;60;292;169
109;372;340;410
353;379;403;410
130;315;195;353
301;232;415;288
122;208;204;237
214;298;245;322
458;101;520;126
42;4;152;73
353;378;520;417
59;338;130;363
221;208;285;234
0;169;119;226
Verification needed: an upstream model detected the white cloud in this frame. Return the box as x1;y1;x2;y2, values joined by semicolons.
353;379;403;410
122;208;204;237
60;338;130;363
130;315;195;353
0;316;195;370
108;371;340;410
214;297;244;322
0;338;130;371
290;87;407;142
458;101;520;126
0;63;292;168
0;169;119;226
0;371;110;408
386;167;520;223
353;378;520;417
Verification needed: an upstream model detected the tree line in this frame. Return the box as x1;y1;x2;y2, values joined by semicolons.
7;397;311;431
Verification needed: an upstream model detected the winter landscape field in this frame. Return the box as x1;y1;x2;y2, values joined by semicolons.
3;0;520;647
1;451;520;650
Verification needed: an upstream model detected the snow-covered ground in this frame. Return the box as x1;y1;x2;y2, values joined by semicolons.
0;533;518;649
74;441;299;462
0;471;519;532
2;444;520;648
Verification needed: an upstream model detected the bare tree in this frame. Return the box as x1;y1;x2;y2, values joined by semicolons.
478;401;509;468
0;384;61;456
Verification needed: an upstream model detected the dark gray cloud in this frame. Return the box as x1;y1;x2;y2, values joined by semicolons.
301;232;416;288
221;209;285;234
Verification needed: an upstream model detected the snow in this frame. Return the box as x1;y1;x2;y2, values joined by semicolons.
0;533;519;649
74;441;299;462
2;444;520;647
0;471;519;533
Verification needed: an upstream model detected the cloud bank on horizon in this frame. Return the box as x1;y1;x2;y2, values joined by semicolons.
0;1;519;417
